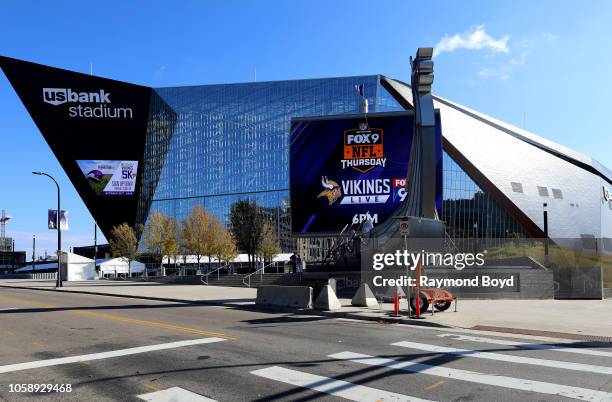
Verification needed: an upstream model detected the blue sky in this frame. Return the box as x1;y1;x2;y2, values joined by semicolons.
1;1;611;258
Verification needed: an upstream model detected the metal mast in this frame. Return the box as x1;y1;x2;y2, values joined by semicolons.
404;47;438;219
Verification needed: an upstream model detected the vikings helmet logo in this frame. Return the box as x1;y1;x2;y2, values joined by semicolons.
317;176;341;205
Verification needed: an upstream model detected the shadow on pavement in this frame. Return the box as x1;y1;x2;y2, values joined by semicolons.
65;341;612;402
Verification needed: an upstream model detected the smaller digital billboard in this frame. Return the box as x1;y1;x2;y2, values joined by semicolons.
290;111;442;235
76;160;138;196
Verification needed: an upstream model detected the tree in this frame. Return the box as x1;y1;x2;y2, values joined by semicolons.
210;221;238;270
258;220;281;265
181;205;212;274
109;223;140;277
164;217;179;276
142;211;178;276
178;235;190;276
206;218;226;272
217;229;238;266
230;200;264;271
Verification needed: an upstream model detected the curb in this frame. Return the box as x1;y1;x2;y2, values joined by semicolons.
314;310;450;328
0;284;448;329
0;284;242;307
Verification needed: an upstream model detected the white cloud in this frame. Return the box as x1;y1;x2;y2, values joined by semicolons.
477;52;527;81
155;65;167;79
434;25;510;58
542;32;556;42
477;67;511;81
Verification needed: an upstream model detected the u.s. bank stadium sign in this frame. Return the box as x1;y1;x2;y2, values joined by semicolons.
42;88;133;119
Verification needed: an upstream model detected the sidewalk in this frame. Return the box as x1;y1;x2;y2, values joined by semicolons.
1;279;611;340
0;279;257;305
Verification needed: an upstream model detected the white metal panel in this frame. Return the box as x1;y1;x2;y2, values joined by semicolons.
384;78;609;240
436;99;602;239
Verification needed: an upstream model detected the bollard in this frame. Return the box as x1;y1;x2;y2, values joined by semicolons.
394;288;399;316
415;260;422;318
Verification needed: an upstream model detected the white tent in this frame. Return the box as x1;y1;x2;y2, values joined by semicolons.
96;258;145;276
61;252;96;281
18;254;96;281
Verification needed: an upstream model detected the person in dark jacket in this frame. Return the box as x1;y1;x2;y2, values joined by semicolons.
289;252;300;273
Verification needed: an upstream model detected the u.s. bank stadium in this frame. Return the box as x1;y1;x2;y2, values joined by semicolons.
1;55;611;262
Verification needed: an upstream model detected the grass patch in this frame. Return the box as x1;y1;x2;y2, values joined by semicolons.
88;174;112;195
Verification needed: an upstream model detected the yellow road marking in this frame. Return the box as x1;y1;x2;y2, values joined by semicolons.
424;380;445;390
78;361;91;365
0;295;237;340
0;295;54;308
31;341;43;347
144;384;161;392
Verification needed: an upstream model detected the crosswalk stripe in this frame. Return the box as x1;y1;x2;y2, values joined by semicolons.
137;386;217;401
392;340;612;375
0;338;225;374
329;351;612;402
437;333;612;358
251;366;433;402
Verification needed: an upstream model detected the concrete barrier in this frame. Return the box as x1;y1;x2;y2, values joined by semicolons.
351;283;378;307
315;285;342;310
256;285;313;309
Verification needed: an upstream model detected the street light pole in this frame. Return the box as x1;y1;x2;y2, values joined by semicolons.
32;171;62;287
32;235;36;274
543;203;549;263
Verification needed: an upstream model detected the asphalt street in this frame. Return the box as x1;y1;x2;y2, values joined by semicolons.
1;287;611;402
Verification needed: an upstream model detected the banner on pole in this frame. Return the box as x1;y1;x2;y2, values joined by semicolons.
48;209;68;230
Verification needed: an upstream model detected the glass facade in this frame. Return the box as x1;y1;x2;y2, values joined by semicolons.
144;76;396;250
141;75;527;252
442;152;528;245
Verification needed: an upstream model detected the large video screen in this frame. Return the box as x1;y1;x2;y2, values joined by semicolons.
290;112;442;235
77;160;139;197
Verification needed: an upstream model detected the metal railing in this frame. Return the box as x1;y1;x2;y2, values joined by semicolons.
444;231;461;254
242;261;276;288
0;272;58;280
201;264;231;286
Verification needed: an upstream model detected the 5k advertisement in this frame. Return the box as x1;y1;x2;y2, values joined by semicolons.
290;112;442;235
77;160;139;196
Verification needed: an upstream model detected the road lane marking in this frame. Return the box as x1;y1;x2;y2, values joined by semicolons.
423;380;445;391
0;294;237;340
144;384;161;392
70;310;237;339
363;320;583;343
137;386;217;401
0;295;55;308
392;340;612;375
437;333;612;358
251;366;433;402
0;337;225;374
329;351;612;402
